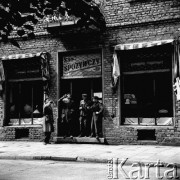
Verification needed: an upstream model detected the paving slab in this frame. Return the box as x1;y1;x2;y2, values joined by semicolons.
0;141;180;167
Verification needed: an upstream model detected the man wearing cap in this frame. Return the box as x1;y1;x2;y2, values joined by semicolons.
58;93;75;139
79;94;92;137
90;96;104;139
43;98;54;145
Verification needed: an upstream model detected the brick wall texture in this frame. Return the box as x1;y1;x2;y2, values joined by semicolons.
0;0;180;145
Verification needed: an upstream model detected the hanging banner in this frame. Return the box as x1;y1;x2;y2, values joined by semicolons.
173;41;180;101
112;52;120;86
62;53;102;78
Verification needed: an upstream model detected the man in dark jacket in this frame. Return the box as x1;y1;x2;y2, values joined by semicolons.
43;98;54;145
79;94;92;137
90;96;103;139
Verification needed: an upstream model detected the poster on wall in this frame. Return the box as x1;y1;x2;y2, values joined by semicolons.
62;53;102;78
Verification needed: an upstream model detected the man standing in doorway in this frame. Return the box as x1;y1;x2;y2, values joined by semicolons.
43;98;54;145
90;96;104;139
79;94;92;137
58;93;75;139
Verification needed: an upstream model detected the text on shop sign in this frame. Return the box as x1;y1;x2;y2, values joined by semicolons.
63;54;101;73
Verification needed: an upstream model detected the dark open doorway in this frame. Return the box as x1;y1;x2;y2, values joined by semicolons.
59;77;102;137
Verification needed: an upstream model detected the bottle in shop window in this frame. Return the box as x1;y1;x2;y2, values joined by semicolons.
24;104;32;115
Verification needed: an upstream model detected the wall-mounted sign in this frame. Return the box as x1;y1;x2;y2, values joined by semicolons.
122;51;171;73
123;60;170;72
63;53;102;78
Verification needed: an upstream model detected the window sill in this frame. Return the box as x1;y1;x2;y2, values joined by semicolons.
137;140;158;144
121;125;174;129
4;125;42;128
9;118;43;126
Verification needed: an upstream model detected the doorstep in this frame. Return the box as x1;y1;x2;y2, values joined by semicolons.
53;136;105;144
137;140;158;145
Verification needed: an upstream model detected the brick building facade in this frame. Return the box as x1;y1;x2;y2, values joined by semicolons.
0;0;180;145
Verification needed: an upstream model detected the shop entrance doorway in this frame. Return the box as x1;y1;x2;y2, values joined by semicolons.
61;78;102;103
59;77;102;137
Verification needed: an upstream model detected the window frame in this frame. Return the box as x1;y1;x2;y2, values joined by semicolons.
119;44;174;126
8;80;44;125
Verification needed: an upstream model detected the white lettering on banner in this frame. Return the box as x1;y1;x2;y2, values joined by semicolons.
174;77;180;101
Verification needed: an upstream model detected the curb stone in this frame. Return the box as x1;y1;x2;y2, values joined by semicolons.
0;156;77;162
77;157;180;168
0;156;33;160
50;156;77;161
77;157;108;163
0;155;180;168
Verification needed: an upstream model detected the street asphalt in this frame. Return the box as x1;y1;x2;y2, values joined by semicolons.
0;141;180;167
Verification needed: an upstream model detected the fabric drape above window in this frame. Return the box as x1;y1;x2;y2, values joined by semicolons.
114;39;174;50
0;51;50;81
1;52;44;60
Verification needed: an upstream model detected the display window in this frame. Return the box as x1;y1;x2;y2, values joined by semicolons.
1;52;50;126
8;81;44;125
120;44;173;126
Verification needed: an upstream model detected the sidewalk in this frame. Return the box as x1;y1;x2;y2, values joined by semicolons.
0;141;180;167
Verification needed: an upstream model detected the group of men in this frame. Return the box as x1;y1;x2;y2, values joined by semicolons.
58;93;104;139
42;93;103;145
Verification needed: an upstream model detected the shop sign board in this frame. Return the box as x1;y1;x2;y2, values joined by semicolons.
63;53;102;78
